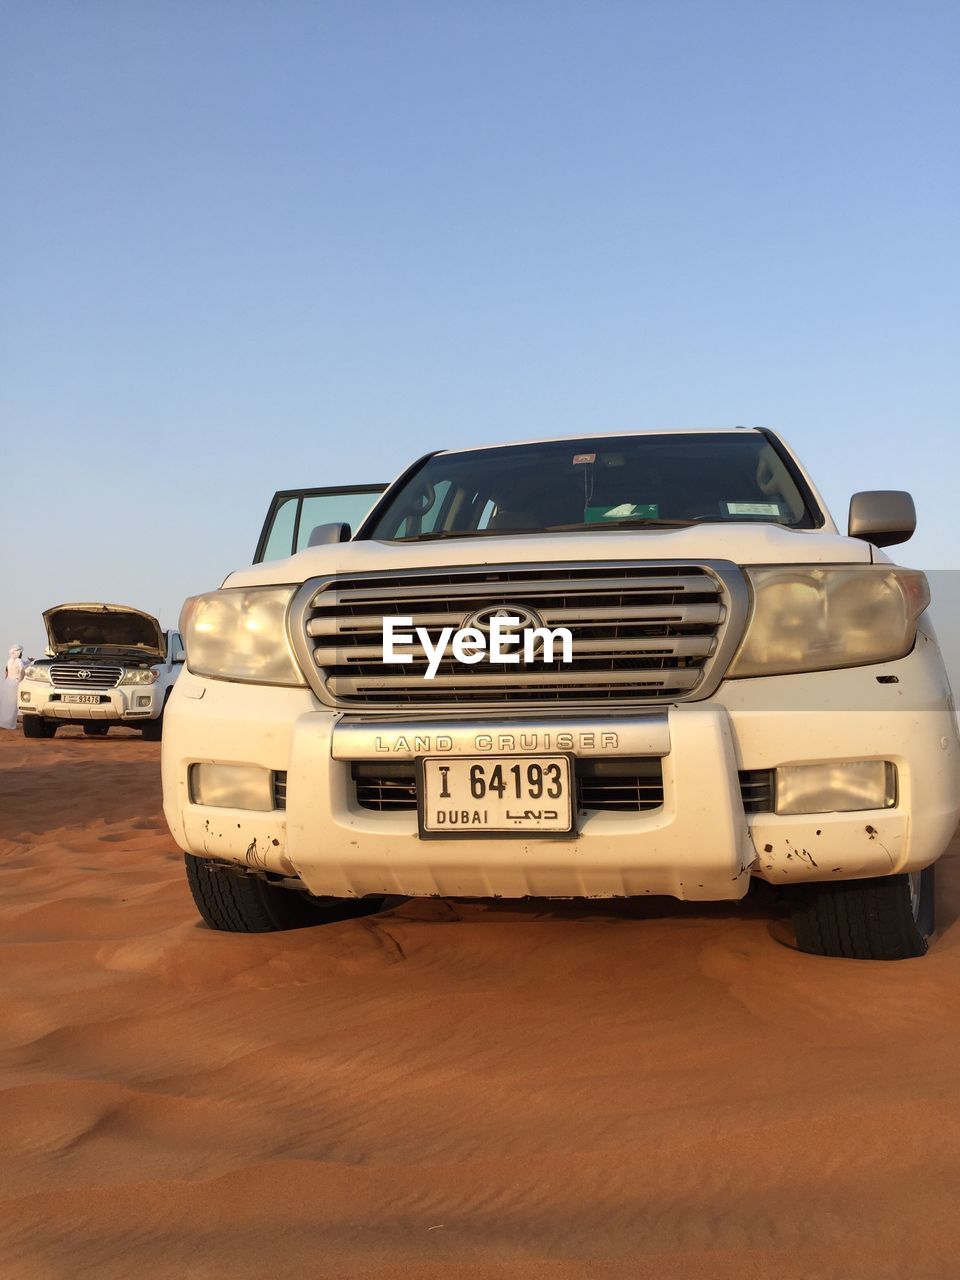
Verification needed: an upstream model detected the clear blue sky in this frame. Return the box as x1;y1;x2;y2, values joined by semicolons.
2;1;958;656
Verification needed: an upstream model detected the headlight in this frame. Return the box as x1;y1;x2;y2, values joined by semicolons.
180;586;306;685
119;668;159;685
23;665;51;682
728;566;930;678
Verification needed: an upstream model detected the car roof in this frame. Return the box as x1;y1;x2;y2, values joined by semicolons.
435;427;762;456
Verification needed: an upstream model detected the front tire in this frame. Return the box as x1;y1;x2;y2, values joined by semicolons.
790;868;933;960
184;854;386;933
141;690;171;741
22;717;58;739
141;719;163;741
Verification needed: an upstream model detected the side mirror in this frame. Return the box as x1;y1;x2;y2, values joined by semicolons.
848;491;916;547
307;522;351;547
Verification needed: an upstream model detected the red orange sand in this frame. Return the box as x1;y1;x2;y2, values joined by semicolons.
2;726;960;1279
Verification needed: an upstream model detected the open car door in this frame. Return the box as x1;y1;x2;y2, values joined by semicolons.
253;484;387;563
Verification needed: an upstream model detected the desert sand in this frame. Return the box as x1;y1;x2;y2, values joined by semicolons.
1;726;960;1280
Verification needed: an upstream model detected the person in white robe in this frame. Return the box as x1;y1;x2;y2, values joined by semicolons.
1;646;26;730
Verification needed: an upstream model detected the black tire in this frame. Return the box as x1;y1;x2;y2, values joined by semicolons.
22;717;57;739
83;724;109;737
790;869;932;960
183;854;386;933
141;690;171;741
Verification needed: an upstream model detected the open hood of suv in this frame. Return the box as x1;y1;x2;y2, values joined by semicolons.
43;604;166;659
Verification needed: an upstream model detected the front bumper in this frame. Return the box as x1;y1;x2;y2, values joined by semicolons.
19;682;162;722
161;638;960;901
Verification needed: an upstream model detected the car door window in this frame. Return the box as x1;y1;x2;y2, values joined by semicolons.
295;490;387;553
260;497;299;562
255;485;387;562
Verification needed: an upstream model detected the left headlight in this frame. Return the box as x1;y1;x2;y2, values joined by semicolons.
119;668;159;685
727;565;930;678
23;665;51;682
180;586;306;686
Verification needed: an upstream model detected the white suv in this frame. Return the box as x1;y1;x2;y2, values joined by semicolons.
20;603;183;740
162;429;960;959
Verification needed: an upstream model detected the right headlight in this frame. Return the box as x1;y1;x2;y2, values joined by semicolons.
23;664;51;682
727;565;930;678
119;668;159;685
180;586;306;686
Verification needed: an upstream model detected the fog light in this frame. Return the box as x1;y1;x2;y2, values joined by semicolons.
136;695;152;707
190;763;275;811
775;761;897;815
20;692;30;703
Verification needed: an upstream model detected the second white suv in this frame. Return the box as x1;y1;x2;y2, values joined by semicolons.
19;603;183;740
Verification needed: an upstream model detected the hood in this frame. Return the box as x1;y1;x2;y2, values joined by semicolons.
223;523;877;590
43;604;166;658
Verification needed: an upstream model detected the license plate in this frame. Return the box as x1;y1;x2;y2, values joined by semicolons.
418;755;574;837
62;694;101;705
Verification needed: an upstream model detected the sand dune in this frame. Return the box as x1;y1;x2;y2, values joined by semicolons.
2;726;960;1279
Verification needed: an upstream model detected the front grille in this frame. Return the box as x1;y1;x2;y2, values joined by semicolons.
353;763;418;811
351;758;664;814
49;663;122;690
273;771;288;810
576;760;664;811
740;769;775;813
301;562;733;709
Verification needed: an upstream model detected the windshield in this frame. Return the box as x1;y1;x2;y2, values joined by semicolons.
363;433;821;541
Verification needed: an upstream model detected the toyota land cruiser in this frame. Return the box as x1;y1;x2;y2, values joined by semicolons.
162;429;960;959
20;604;183;739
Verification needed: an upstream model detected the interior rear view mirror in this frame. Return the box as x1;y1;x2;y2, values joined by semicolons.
848;491;916;547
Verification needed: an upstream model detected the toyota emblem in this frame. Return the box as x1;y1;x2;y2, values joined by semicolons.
461;603;545;634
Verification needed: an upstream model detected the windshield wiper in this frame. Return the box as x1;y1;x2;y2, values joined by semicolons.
393;515;734;541
392;527;546;542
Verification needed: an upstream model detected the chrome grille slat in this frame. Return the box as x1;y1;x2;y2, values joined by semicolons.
298;561;741;710
312;572;719;606
327;668;703;694
49;663;123;690
313;635;716;666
